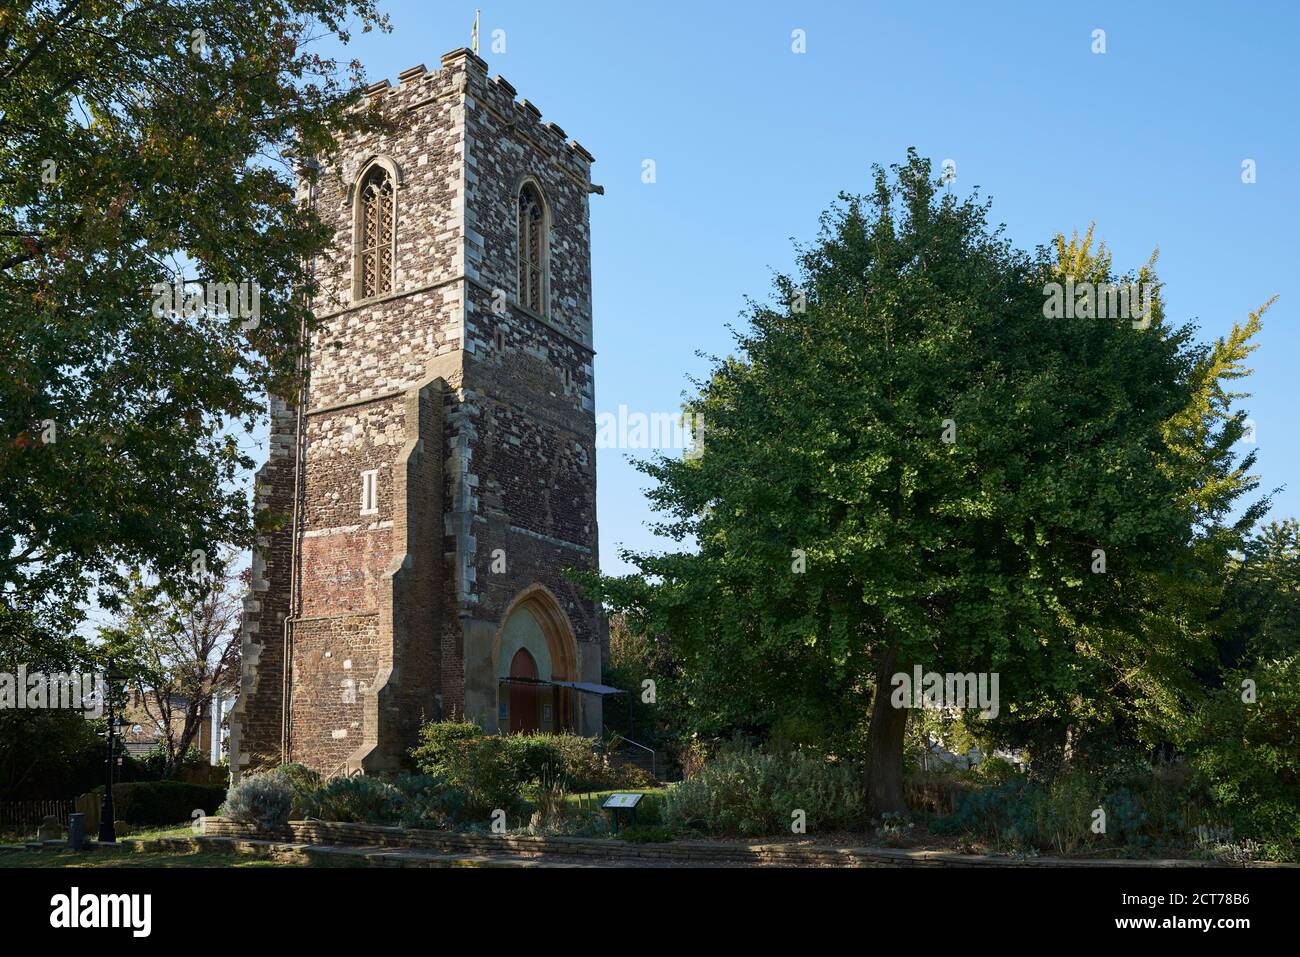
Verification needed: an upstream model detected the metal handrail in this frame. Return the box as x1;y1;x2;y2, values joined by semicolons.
609;734;656;780
325;761;356;781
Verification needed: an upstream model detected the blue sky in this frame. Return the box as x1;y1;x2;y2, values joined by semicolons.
315;0;1299;575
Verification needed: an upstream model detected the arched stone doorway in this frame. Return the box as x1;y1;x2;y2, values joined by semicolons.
495;585;579;734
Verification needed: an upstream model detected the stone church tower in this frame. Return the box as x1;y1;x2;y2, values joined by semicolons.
229;48;605;779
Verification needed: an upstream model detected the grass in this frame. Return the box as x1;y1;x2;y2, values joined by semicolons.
563;787;667;824
1;822;195;844
120;824;196;841
0;820;300;868
0;847;292;868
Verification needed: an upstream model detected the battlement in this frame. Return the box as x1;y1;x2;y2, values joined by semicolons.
357;48;597;173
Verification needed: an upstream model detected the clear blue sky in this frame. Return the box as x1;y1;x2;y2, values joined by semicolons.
314;0;1299;575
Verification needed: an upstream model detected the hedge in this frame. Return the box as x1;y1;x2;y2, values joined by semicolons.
90;781;226;825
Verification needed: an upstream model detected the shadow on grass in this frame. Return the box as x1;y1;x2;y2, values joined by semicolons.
0;842;300;869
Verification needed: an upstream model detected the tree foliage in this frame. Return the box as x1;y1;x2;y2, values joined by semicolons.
0;706;104;800
581;151;1272;814
0;0;388;657
1180;520;1300;846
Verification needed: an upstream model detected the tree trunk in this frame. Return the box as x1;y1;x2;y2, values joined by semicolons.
174;704;203;774
867;645;909;817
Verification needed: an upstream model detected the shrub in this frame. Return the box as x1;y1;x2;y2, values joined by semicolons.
411;731;522;820
387;773;469;830
136;745;208;780
676;738;709;781
971;755;1019;785
409;722;482;778
502;732;650;791
626;792;664;826
498;733;564;784
527;809;611;838
661;741;866;836
619;824;675;844
299;775;396;824
874;811;915;846
411;722;526;821
413;722;654;821
226;769;476;831
272;762;320;793
1185;656;1299;854
219;773;293;829
1032;771;1097;854
88;780;225;826
604;756;656;790
931;777;1077;852
272;763;321;818
1197;838;1265;864
454;736;529;820
905;766;976;816
930;765;1208;856
536;734;601;787
929;779;1018;838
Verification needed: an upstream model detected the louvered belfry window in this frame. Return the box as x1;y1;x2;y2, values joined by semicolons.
358;166;394;299
518;184;544;312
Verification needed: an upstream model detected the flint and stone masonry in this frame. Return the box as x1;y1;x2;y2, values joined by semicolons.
229;49;606;779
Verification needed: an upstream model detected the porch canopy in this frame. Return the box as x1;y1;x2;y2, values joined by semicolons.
497;677;625;696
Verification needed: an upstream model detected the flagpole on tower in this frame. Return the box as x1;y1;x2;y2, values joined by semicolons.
472;9;480;55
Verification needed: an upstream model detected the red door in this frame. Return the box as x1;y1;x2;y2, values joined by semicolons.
508;648;539;733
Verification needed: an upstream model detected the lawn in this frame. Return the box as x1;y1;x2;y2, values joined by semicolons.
563;787;667;822
0;847;292;868
0;823;195;844
0;822;299;868
118;824;196;841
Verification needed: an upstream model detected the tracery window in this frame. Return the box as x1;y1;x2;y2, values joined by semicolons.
357;164;394;298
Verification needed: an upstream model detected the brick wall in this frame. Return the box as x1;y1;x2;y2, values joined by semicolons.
288;614;378;771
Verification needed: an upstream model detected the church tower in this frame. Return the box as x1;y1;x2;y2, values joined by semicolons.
229;48;605;778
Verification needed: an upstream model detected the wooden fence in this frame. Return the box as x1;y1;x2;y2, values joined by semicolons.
0;798;76;828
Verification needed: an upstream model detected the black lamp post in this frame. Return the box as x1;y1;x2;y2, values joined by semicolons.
98;660;126;843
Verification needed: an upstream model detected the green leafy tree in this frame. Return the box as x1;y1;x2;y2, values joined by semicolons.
1186;655;1298;848
582;151;1271;816
972;231;1273;772
0;0;388;657
603;611;680;750
1180;520;1300;848
1213;519;1300;668
0;706;105;800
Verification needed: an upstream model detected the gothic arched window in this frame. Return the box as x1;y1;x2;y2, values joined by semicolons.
356;163;395;299
517;182;546;313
